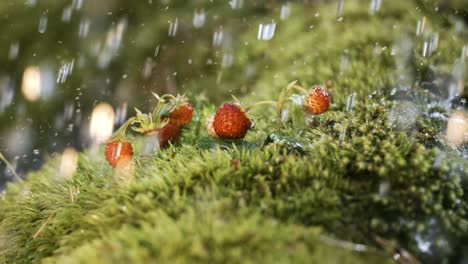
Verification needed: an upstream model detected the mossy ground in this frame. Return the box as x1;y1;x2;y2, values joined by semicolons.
1;0;468;263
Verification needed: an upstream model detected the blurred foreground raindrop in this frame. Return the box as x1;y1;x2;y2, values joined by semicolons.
59;147;78;179
89;103;115;145
446;111;467;147
21;66;41;102
257;21;276;41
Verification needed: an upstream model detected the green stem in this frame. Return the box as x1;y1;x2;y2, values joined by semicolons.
108;117;136;142
245;101;278;112
0;152;23;182
275;81;308;128
287;84;308;94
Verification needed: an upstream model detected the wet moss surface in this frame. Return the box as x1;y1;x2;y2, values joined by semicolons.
1;0;467;263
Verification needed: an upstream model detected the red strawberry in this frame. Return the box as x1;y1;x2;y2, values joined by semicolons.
144;118;181;148
212;104;252;139
105;141;133;168
169;103;193;126
304;86;330;115
157;119;181;148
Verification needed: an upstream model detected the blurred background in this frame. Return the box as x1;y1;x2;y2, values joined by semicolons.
0;0;467;188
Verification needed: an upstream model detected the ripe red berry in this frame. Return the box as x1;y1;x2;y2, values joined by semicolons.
169;103;193;126
304;86;330;115
144;118;181;148
157;119;181;148
212;104;252;139
105;141;133;168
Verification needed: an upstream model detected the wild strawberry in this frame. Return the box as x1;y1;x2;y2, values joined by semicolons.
157;119;181;148
144;118;181;148
168;103;193;126
105;141;133;168
304;86;330;115
212;104;252;139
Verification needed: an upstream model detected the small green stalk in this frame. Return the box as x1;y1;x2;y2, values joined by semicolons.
0;152;22;182
107;117;136;142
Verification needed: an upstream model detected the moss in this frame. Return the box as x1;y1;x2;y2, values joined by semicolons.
1;0;468;263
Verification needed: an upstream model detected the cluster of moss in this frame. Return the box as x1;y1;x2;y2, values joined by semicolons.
1;0;468;263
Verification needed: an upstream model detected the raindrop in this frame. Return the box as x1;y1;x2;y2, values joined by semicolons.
168;18;178;37
346;93;356;111
62;5;73;22
154;45;160;57
8;42;20;61
72;0;83;10
142;57;154;79
339;124;347;141
422;41;429;57
57;59;75;84
21;66;41;101
0;76;14;112
25;0;37;7
38;15;48;34
369;0;382;15
213;28;224;46
257;21;276;41
78;18;91;38
281;107;289;123
59;147;78;179
280;3;291;20
340;51;350;74
229;0;244;9
193;9;206;28
461;44;467;62
89;103;115;145
446;111;467;147
221;53;234;68
336;0;345;17
114;102;128;125
416;17;426;36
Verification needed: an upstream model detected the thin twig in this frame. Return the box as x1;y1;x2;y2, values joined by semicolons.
32;213;56;240
0;152;23;182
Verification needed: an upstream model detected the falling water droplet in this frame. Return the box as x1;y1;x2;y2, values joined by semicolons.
168;18;179;37
221;53;234;68
59;147;78;179
21;66;41;102
336;0;345;17
72;0;83;10
62;5;73;22
25;0;37;7
257;21;276;41
193;9;206;28
369;0;382;15
8;42;20;61
280;3;291;20
38;15;48;34
229;0;244;9
213;28;224;46
346;93;356;111
78;18;91;38
447;111;467;147
416;17;426;36
89;103;115;145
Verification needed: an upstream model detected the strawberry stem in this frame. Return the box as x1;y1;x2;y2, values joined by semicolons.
107;117;136;142
245;101;278;112
286;84;308;94
0;152;23;182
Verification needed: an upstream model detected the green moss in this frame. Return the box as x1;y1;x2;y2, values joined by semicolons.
1;0;468;263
